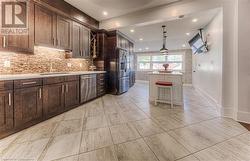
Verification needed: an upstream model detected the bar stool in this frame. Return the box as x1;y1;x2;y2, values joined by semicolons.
155;81;173;108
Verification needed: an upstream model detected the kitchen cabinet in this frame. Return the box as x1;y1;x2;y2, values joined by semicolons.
0;1;34;53
34;4;56;47
0;91;14;133
14;86;43;128
56;15;72;50
72;22;90;58
43;83;64;119
64;80;79;110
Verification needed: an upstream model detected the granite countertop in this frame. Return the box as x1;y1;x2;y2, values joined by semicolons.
0;71;106;81
148;71;183;76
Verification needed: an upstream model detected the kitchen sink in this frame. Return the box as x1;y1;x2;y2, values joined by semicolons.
40;72;69;75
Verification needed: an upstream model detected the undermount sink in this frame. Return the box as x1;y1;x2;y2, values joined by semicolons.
40;72;69;75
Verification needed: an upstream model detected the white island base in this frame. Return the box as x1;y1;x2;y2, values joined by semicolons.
148;72;183;106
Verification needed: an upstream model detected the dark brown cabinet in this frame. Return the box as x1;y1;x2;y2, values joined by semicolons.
0;1;34;53
97;73;106;97
34;4;56;47
14;86;43;128
72;22;90;58
43;83;64;119
0;91;14;133
56;15;72;50
64;81;79;110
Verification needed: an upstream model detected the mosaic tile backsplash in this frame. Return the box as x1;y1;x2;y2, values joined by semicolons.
0;46;90;74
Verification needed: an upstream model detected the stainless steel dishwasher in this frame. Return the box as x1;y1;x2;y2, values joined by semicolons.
80;74;97;103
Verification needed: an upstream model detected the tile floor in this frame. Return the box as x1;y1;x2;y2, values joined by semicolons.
0;83;249;161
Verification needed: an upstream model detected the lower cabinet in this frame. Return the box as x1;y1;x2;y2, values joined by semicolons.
0;91;14;133
64;81;80;110
14;86;43;128
43;83;65;119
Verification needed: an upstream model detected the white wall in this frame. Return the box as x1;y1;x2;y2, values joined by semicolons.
237;0;250;123
192;11;223;107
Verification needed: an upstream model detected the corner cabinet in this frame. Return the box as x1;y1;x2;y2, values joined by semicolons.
72;22;90;58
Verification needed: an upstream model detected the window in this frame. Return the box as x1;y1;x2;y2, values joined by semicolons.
137;53;184;71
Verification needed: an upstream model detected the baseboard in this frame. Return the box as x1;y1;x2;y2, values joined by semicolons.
237;111;250;124
183;84;193;87
136;80;149;84
219;106;234;118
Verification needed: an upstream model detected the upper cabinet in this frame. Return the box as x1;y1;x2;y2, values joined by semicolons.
34;5;56;47
0;1;34;53
72;22;90;58
56;15;72;50
34;5;72;50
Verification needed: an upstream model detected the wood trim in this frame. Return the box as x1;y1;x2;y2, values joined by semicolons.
239;122;250;131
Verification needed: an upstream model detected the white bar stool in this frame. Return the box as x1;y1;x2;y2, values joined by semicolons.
155;81;173;108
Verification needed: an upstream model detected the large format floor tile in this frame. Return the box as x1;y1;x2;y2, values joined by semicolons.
115;139;158;161
110;123;141;144
82;115;108;130
144;133;190;161
41;133;81;161
79;146;118;161
80;127;113;153
53;119;83;136
132;119;164;137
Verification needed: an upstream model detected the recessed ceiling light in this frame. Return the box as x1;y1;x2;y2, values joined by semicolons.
139;38;143;41
145;47;149;50
115;22;120;27
103;11;108;16
192;18;198;22
186;32;190;36
130;29;135;33
139;48;142;51
182;44;186;48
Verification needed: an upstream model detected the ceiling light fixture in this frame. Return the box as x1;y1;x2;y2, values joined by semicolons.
103;11;108;16
160;25;168;54
192;18;198;22
182;44;186;48
186;32;190;36
145;47;149;50
139;48;142;51
130;29;135;33
139;38;143;41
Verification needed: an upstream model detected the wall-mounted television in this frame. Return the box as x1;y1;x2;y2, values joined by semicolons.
188;33;208;54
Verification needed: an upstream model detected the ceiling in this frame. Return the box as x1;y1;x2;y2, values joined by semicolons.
119;8;221;52
65;0;180;21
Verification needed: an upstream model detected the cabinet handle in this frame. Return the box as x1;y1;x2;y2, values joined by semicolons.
56;39;59;46
8;93;11;106
22;81;37;85
66;84;69;93
3;36;6;48
62;84;64;94
39;88;42;99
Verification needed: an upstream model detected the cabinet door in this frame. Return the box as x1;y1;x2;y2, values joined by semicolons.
14;87;43;128
43;83;64;119
0;91;13;132
72;22;82;58
57;16;72;50
64;81;79;110
34;4;56;47
81;26;90;57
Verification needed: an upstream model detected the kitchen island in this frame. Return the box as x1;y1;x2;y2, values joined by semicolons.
148;71;183;106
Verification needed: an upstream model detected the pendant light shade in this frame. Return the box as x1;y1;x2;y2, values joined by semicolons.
160;25;168;54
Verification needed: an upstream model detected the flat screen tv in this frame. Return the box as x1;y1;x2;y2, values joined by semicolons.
188;33;208;54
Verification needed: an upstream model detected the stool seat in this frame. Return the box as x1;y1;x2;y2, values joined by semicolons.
156;81;173;86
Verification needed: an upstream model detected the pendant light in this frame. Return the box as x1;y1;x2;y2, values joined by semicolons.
160;25;168;54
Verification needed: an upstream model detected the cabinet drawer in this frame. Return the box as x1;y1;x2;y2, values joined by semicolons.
65;75;79;82
14;79;42;89
0;81;13;91
43;77;65;85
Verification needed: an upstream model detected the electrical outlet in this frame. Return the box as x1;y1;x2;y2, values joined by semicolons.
4;60;11;68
